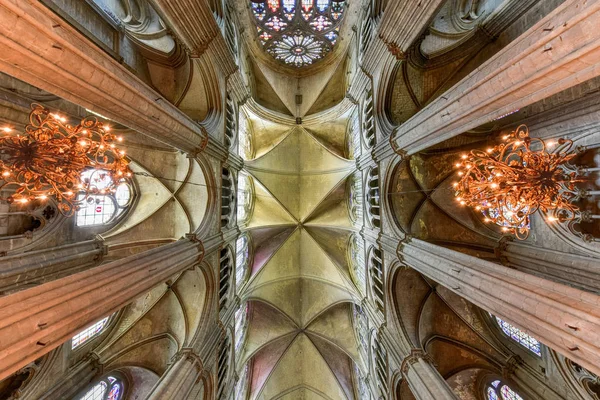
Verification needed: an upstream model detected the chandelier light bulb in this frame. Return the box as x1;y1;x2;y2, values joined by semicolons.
454;124;583;240
0;104;131;216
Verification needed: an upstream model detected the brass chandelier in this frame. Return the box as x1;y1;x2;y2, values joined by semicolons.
0;104;131;216
454;125;584;240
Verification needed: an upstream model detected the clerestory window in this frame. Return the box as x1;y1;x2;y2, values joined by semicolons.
72;316;110;349
493;315;541;356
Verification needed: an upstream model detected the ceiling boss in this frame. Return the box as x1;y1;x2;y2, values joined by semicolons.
454;124;588;240
0;104;131;216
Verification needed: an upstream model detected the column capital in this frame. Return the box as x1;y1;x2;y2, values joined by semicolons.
400;349;435;377
501;355;523;379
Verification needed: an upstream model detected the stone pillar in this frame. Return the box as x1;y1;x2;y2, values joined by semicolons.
38;355;99;400
0;239;106;294
398;238;600;377
0;236;204;381
376;0;445;59
401;350;459;400
498;240;600;295
147;349;203;400
390;0;600;155
0;0;208;154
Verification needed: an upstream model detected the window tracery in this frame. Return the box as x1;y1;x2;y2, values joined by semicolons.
347;172;363;224
237;173;253;225
493;315;541;356
235;303;249;351
236;233;251;288
76;169;132;227
238;111;254;160
349;234;366;293
346;110;361;159
485;380;523;400
72;317;110;349
250;0;347;67
354;363;370;399
76;376;122;400
353;304;369;361
235;363;250;400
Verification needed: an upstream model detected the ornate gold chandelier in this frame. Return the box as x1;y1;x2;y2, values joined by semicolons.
0;104;131;216
454;125;584;240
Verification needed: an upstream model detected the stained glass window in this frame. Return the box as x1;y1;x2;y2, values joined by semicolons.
349;234;366;292
79;381;107;400
353;304;369;361
250;0;347;67
76;376;122;400
236;364;250;400
237;173;253;224
348;173;363;223
236;234;250;287
76;169;132;227
235;303;249;351
72;317;110;349
486;380;523;400
494;315;541;356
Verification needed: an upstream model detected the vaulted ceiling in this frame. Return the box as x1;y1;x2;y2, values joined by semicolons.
238;117;363;399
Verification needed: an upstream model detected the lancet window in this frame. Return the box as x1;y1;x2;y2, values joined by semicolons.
349;234;366;293
353;304;369;361
76;169;132;227
76;376;123;400
236;233;251;288
72;316;110;349
494;315;541;356
235;303;249;351
235;364;250;400
486;380;523;400
250;0;346;67
238;110;253;160
237;173;253;225
347;172;363;224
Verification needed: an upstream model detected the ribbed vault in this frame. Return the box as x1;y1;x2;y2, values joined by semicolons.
238;121;363;399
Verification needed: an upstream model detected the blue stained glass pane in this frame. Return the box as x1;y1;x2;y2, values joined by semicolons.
492;380;501;388
495;316;541;356
316;0;328;11
252;3;266;20
107;384;121;400
501;385;524;400
487;387;499;400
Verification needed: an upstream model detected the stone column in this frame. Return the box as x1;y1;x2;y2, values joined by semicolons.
147;349;203;400
0;236;204;381
0;239;106;294
376;0;445;59
401;350;459;400
0;0;208;154
398;238;600;377
497;240;600;295
390;0;600;155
